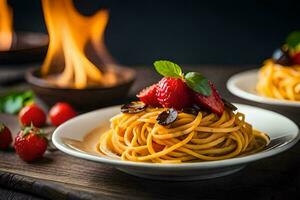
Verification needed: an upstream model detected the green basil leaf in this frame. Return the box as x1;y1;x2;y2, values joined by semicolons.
22;91;34;106
286;31;300;49
0;91;34;114
3;96;23;114
185;72;211;96
154;60;182;78
22;91;33;100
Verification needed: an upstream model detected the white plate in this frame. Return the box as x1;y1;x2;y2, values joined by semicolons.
227;69;300;107
52;104;299;181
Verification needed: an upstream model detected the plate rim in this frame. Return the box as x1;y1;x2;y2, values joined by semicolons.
227;69;300;107
52;104;300;170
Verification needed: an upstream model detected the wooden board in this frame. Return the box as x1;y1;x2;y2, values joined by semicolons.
1;66;300;200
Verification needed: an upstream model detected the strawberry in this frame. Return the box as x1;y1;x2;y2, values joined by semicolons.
193;81;224;116
0;123;13;150
49;102;77;126
19;104;46;128
147;60;227;115
14;125;48;162
292;52;300;65
137;84;160;107
156;77;191;110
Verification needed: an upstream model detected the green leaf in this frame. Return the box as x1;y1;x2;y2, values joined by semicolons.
3;96;23;114
22;91;33;100
22;124;44;138
0;100;3;113
286;31;300;49
22;91;34;106
22;126;32;137
154;60;183;78
0;91;34;114
185;72;212;96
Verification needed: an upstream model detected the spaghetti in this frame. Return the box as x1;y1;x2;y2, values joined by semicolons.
257;59;300;101
98;107;270;163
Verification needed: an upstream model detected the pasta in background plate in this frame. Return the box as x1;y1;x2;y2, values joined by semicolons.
257;31;300;101
257;60;300;101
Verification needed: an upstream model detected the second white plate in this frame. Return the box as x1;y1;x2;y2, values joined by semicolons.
227;69;300;107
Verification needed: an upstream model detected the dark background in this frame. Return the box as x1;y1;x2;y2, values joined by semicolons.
7;0;300;66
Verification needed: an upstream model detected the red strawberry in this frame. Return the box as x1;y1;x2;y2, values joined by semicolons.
137;84;160;107
19;104;46;128
292;52;300;65
193;81;224;116
49;102;77;126
0;123;13;150
14;126;48;162
156;77;191;110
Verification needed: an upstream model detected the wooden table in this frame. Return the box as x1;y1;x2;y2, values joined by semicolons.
0;66;299;200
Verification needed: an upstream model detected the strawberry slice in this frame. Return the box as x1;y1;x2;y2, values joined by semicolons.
137;84;160;107
193;81;224;116
156;77;192;110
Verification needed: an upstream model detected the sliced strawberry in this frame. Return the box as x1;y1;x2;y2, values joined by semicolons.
193;81;224;116
137;84;160;107
156;77;192;110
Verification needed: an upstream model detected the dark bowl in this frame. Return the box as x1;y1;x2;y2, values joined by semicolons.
25;66;136;111
0;32;48;64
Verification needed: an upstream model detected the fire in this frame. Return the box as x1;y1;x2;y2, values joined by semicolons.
41;0;117;89
0;0;13;51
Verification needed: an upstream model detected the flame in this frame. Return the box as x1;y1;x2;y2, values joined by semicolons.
0;0;13;51
41;0;117;89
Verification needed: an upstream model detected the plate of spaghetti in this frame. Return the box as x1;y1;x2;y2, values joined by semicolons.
227;31;300;107
53;60;299;181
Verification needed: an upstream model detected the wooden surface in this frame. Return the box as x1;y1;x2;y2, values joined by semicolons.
0;66;300;200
